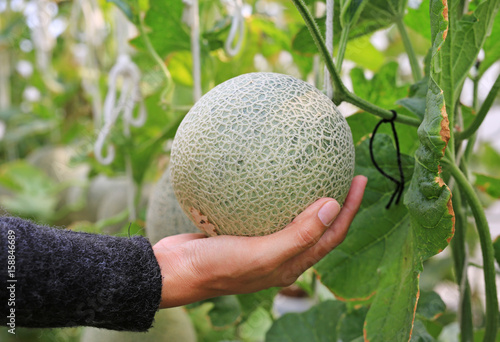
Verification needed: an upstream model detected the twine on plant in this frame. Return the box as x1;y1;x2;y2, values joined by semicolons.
94;54;146;165
25;0;64;93
369;110;405;209
222;0;245;57
183;0;202;102
69;0;107;128
0;48;9;144
94;51;146;221
324;0;334;99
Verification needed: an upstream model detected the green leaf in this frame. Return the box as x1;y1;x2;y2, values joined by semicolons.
130;0;190;57
404;82;454;258
346;112;420;155
292;0;400;55
340;0;368;28
433;0;500;117
471;142;500;176
193;296;242;328
363;229;419;342
410;320;436;342
187;303;237;342
396;77;429;120
363;0;408;21
316;135;419;341
237;287;280;323
339;306;368;342
405;0;431;41
238;307;273;341
265;300;345;342
344;36;386;70
0;161;61;221
405;0;454;261
416;291;446;321
474;173;500;198
478;11;500;77
350;62;409;109
460;104;477;131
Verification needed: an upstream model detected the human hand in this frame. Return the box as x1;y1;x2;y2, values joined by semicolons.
153;175;367;308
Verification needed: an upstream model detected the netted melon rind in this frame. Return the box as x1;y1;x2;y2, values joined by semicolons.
146;166;201;245
170;72;355;236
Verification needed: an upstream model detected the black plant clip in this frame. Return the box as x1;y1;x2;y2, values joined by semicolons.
369;110;405;209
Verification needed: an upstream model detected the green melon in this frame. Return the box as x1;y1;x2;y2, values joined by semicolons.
146;166;200;245
170;72;355;236
80;307;197;342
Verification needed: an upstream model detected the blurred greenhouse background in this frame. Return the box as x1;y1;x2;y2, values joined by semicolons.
0;0;499;341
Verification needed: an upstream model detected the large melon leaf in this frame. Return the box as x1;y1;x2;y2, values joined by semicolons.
432;0;500;117
129;0;190;57
315;134;418;341
478;11;500;77
474;173;500;198
266;300;346;342
404;0;431;41
347;112;419;155
404;0;454;261
317;88;454;342
292;0;407;55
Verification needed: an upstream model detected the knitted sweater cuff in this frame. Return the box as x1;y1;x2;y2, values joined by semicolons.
0;217;162;332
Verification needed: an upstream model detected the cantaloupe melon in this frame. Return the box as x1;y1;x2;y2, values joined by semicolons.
146;166;200;245
80;307;196;342
170;72;355;236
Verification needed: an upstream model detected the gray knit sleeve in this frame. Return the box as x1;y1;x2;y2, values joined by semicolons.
0;216;163;332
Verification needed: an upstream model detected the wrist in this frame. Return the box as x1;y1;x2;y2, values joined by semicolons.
153;245;214;308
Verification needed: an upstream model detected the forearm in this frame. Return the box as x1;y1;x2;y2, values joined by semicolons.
0;216;162;332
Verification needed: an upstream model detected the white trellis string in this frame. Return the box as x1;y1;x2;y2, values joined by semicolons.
0;48;9;143
69;0;106;49
222;0;245;57
94;54;146;165
324;0;334;99
69;0;107;128
94;53;146;222
183;0;202;102
25;0;63;93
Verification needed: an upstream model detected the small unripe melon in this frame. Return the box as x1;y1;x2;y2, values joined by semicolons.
80;307;196;342
146;166;200;244
170;72;355;236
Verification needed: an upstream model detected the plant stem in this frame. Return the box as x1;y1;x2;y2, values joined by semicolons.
138;14;174;98
291;0;421;127
456;72;500;141
291;0;346;97
444;160;498;342
395;18;422;82
345;91;421;126
463;134;477;167
450;190;474;342
473;76;479;112
336;24;350;71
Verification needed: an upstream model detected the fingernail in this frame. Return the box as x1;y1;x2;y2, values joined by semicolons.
318;200;341;226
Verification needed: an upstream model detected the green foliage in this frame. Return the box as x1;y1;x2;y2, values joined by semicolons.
0;161;62;221
2;0;500;340
266;300;346;342
316;134;418;341
432;0;500;117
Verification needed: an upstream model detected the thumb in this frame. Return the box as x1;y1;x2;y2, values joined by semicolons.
257;198;341;263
